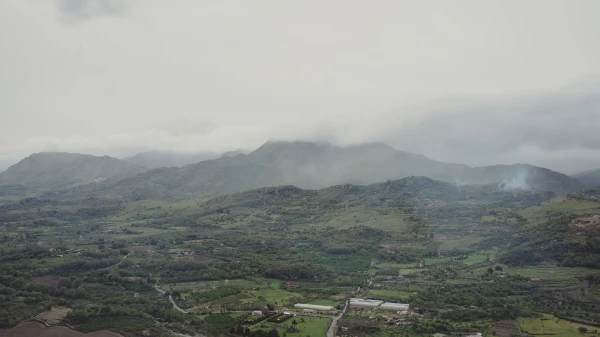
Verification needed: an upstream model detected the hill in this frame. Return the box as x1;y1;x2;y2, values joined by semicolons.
0;152;147;189
572;168;600;186
459;163;586;195
123;150;219;169
220;149;248;158
111;141;585;199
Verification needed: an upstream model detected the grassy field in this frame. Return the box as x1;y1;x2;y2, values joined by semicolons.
464;253;489;264
307;299;342;307
519;197;600;226
35;254;80;267
435;235;483;251
243;288;300;305
367;289;412;301
517;313;599;336
316;207;414;231
257;316;331;337
503;264;591;280
113;226;170;238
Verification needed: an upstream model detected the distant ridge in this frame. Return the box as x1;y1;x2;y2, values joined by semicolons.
572;168;600;186
123;150;219;169
110;141;585;199
0;152;147;189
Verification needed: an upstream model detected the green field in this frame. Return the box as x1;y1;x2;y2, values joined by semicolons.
257;316;331;337
503;265;591;280
517;313;599;336
367;289;412;301
243;288;300;306
519;197;600;226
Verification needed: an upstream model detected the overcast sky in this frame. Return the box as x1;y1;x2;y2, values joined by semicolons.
1;0;600;174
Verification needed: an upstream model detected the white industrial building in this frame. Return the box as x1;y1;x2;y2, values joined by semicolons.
350;298;384;309
294;303;335;311
379;302;410;311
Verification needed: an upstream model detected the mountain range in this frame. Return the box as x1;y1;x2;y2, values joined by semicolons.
123;150;220;169
572;168;600;186
0;152;147;189
0;141;589;198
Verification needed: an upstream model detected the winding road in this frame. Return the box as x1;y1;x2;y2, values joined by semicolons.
153;284;347;337
154;284;188;314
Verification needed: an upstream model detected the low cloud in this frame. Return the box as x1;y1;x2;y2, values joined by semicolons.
58;0;130;23
2;1;600;174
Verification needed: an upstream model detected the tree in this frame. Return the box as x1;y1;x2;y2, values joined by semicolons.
487;267;494;275
578;327;587;333
495;265;503;272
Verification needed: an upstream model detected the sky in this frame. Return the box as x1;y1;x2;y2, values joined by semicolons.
1;0;600;174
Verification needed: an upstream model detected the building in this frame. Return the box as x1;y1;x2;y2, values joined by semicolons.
350;298;384;309
379;302;409;311
294;303;335;311
252;310;263;316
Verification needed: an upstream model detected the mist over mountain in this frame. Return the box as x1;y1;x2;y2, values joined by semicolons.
0;142;585;199
123;150;220;169
0;152;147;189
221;150;249;158
572;168;600;186
110;141;585;199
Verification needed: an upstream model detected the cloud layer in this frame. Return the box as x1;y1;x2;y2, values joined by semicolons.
1;0;600;173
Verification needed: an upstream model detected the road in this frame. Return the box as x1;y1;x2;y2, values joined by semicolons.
154;284;188;314
151;287;347;336
326;300;348;337
101;253;131;270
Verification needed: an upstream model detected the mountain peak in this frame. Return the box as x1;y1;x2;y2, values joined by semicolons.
0;152;147;189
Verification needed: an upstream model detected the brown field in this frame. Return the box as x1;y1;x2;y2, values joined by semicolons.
0;322;123;337
37;308;72;325
491;319;521;337
30;275;61;289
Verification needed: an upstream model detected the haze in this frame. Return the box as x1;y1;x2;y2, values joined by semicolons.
1;0;600;174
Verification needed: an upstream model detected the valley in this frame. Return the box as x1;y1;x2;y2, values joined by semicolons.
1;174;599;337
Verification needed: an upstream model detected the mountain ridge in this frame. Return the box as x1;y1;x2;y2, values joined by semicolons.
572;168;600;186
0;142;586;198
123;150;220;169
109;141;585;199
0;152;147;189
